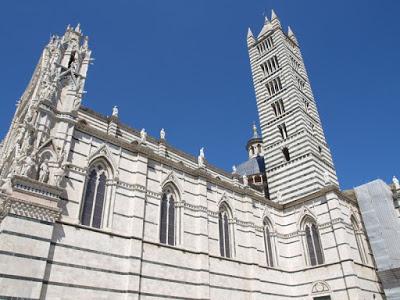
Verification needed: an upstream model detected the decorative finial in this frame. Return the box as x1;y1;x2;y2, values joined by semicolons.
232;165;237;173
112;106;119;118
288;26;294;37
160;128;166;140
82;36;89;50
264;16;269;24
393;176;400;190
252;122;258;139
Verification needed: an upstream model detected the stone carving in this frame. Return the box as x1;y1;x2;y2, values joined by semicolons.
276;190;282;202
311;281;330;294
21;155;36;177
38;160;50;183
0;198;11;223
112;106;119;117
243;174;248;186
160;128;166;140
0;172;14;195
198;147;205;167
393;176;400;191
140;128;147;144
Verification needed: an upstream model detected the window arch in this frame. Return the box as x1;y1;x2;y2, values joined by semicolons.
351;216;367;264
81;161;111;229
301;217;324;266
219;203;234;258
160;184;180;246
263;218;277;267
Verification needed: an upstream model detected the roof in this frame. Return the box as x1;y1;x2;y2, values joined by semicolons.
235;156;265;176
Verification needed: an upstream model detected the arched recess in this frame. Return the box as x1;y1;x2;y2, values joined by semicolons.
310;280;331;299
263;217;278;267
159;181;182;246
218;201;235;258
350;214;368;264
80;157;116;229
300;214;324;266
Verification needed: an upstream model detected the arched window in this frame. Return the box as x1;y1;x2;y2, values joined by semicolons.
263;218;276;267
219;203;233;258
351;216;367;264
282;147;290;161
302;218;324;266
81;162;109;228
160;186;177;246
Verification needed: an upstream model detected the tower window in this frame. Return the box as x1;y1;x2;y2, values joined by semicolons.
260;55;279;76
282;147;290;161
271;99;285;117
266;77;283;97
303;98;310;112
278;123;288;139
296;76;306;90
290;56;301;71
305;223;324;266
257;36;274;56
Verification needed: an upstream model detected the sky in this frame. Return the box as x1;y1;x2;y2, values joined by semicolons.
0;1;399;190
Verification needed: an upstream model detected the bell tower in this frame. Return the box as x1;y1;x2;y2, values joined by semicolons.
247;11;338;202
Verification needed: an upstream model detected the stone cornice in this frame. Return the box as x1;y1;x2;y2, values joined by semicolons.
74;120;278;208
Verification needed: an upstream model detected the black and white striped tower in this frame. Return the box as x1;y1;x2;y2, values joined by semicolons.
247;10;338;202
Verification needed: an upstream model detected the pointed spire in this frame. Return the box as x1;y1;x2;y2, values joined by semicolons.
271;9;278;20
74;23;81;34
264;16;269;24
287;26;298;45
247;28;254;38
270;9;281;29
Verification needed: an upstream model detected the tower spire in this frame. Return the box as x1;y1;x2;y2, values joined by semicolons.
270;9;281;28
288;26;298;45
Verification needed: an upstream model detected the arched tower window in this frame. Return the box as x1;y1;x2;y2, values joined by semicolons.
160;186;179;246
302;217;324;266
263;218;277;267
81;162;110;228
219;203;233;258
351;216;367;264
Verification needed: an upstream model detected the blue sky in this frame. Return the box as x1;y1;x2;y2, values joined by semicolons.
0;1;399;190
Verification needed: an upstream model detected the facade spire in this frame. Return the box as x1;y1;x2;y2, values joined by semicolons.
247;28;253;39
270;9;281;29
288;26;298;45
271;9;278;20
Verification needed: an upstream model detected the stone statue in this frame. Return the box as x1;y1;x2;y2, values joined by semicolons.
0;172;14;195
21;155;36;177
393;176;400;190
112;106;119;117
243;174;248;186
38;160;50;183
140;128;147;143
160;128;166;140
232;165;237;173
198;147;205;167
276;190;282;202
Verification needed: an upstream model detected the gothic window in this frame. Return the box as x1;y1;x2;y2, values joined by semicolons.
282;147;290;162
271;99;285;117
160;186;178;246
266;77;283;97
303;219;324;266
351;217;367;264
81;162;109;228
257;36;274;56
278;123;288;139
219;203;233;258
260;55;280;76
263;218;276;267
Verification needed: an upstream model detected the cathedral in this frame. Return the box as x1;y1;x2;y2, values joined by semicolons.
0;11;391;300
